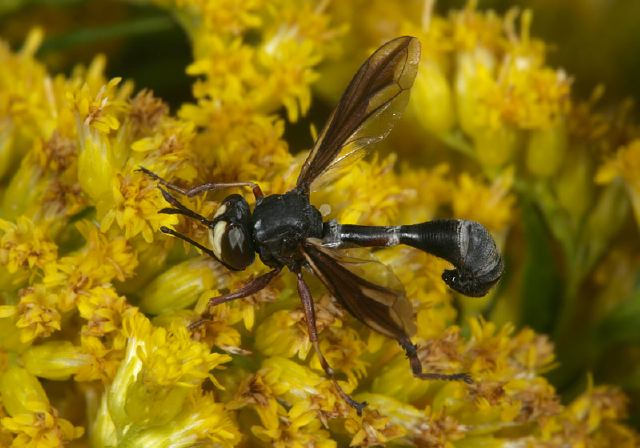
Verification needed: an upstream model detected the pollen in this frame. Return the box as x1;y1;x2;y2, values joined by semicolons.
124;312;231;388
100;172;178;243
0;1;639;446
0;216;57;281
14;285;62;344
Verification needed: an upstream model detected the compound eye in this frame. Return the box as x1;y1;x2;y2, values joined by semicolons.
209;195;255;270
213;194;251;222
210;221;255;270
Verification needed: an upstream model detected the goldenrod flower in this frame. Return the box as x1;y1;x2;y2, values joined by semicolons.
0;1;639;446
345;406;406;447
11;285;62;344
0;217;57;288
597;139;640;226
0;367;83;446
21;341;89;381
92;310;234;446
252;401;336;448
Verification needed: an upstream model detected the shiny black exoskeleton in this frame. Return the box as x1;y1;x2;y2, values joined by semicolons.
140;36;504;417
252;191;323;269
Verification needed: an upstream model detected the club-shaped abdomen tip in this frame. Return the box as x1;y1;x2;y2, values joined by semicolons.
442;220;504;297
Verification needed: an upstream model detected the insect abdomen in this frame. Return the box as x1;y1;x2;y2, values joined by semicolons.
323;219;503;297
400;220;503;297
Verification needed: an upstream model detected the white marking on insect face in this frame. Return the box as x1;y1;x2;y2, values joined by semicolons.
386;226;401;246
254;219;262;230
210;221;227;259
228;227;245;251
213;204;227;219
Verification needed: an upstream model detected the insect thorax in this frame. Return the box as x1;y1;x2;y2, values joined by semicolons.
252;191;323;268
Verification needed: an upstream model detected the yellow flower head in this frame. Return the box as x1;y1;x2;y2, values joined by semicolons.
1;403;84;448
122;311;231;389
77;285;129;337
0;367;83;447
597;139;640;226
0;216;57;285
451;169;514;233
100;171;179;242
0;2;639;446
345;406;406;447
13;285;62;344
252;400;336;448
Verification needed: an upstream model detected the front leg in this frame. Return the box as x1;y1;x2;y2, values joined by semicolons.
160;226;217;258
188;268;282;330
157;188;212;226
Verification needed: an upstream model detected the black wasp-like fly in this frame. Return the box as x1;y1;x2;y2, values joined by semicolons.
139;36;503;414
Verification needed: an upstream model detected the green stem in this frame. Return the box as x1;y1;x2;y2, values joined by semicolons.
439;130;475;158
39;16;176;54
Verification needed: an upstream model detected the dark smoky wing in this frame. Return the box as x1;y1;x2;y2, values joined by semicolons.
302;239;416;340
295;36;421;194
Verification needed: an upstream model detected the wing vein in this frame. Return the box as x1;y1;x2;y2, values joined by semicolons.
295;36;421;193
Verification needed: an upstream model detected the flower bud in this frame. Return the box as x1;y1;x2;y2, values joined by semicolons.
371;355;431;402
412;58;454;137
584;181;629;261
139;258;217;314
0;130;18;182
0;161;46;220
526;120;568;178
77;135;116;205
254;310;310;359
0;366;48;416
261;357;324;399
22;341;90;381
124;383;189;426
472;126;520;169
555;146;593;224
113;396;240;448
0;314;28;352
455;49;496;137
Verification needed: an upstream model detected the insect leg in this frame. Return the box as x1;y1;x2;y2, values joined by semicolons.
188;268;282;330
397;337;472;384
158;188;212;226
295;271;368;415
138;166;264;200
159;226;217;258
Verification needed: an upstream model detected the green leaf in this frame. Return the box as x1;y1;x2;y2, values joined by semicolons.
594;287;640;346
39;15;175;54
0;0;23;16
519;198;563;333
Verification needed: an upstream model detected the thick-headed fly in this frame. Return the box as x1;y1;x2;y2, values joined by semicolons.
139;36;503;414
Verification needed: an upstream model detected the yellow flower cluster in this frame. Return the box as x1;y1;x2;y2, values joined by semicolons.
324;3;640;414
0;0;638;446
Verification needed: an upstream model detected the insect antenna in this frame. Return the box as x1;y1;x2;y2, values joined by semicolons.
157;188;213;226
137;166;264;200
